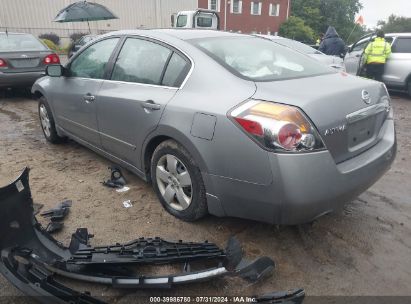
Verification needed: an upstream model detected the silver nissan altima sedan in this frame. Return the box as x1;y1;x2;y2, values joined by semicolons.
32;29;396;225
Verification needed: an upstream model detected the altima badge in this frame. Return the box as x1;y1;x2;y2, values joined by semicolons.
362;90;371;104
324;124;346;136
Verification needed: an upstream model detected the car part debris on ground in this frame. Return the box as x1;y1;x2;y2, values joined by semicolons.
46;221;64;233
255;289;305;304
40;199;72;233
122;199;133;208
40;199;72;220
102;166;127;189
0;168;300;303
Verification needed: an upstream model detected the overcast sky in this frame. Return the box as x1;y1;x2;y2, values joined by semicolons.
359;0;411;28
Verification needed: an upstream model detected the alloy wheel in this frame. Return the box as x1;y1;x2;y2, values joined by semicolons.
156;154;193;211
39;104;51;138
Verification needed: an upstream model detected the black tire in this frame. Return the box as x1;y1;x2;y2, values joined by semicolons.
151;139;208;221
408;80;411;98
38;96;66;144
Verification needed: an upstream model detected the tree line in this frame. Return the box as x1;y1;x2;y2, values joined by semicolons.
279;0;411;44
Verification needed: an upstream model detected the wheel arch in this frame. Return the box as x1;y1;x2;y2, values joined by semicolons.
142;126;209;183
405;73;411;89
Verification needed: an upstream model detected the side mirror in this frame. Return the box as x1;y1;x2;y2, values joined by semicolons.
46;65;63;77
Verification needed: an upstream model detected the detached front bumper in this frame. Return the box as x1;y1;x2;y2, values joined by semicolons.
0;71;45;88
206;119;396;225
0;168;277;303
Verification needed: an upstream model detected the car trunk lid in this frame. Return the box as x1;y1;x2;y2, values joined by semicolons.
0;51;52;72
252;72;390;163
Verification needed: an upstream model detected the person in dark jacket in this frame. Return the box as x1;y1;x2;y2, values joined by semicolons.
319;26;346;57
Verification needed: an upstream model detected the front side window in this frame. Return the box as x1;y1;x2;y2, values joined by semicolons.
269;3;280;16
69;38;119;79
176;15;187;27
191;37;334;82
111;38;171;85
0;33;47;52
208;0;220;11
392;37;411;53
231;0;243;14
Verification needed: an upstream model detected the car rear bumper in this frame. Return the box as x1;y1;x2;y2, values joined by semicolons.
205;119;396;225
0;71;45;88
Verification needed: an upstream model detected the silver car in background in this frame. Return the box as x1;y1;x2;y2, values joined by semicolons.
32;30;396;225
0;32;60;90
259;35;345;71
345;33;411;96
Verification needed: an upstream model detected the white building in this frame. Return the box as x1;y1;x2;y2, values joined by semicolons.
0;0;197;42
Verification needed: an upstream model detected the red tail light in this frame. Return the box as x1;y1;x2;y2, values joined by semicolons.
277;122;303;150
0;58;7;68
230;100;325;153
234;117;264;137
43;54;60;65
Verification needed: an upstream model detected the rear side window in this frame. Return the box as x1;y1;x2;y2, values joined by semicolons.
111;38;171;85
162;53;190;87
69;38;119;79
176;15;188;27
392;38;411;53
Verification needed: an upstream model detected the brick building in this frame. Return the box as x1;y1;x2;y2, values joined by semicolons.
198;0;290;34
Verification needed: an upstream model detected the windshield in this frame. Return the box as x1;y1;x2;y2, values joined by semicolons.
190;37;334;82
0;33;47;52
273;38;321;55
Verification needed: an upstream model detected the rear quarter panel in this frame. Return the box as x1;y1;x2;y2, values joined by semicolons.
149;42;274;186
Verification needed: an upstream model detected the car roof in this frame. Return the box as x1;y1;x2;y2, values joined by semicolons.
105;29;248;41
257;34;286;40
386;33;411;37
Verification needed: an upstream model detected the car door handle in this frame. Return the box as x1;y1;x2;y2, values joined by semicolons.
83;94;95;103
142;100;161;111
355;54;361;58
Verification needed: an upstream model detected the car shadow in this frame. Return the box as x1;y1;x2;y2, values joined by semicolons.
0;87;34;100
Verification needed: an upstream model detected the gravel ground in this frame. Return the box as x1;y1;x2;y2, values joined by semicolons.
0;90;410;302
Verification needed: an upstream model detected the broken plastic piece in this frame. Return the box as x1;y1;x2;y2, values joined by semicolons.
102;166;126;188
255;288;305;304
0;248;105;304
235;256;276;283
122;199;133;208
46;222;64;234
40;199;71;221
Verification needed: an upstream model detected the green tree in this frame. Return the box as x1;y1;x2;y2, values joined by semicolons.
378;15;411;33
279;16;315;43
289;0;363;42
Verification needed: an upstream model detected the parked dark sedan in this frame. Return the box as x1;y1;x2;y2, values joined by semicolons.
0;32;60;90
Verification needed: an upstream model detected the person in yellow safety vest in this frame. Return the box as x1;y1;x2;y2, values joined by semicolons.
364;30;392;82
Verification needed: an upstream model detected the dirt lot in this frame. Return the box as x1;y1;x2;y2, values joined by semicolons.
0;90;410;301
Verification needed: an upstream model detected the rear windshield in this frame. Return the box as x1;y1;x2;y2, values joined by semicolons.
190;36;335;81
0;33;47;52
